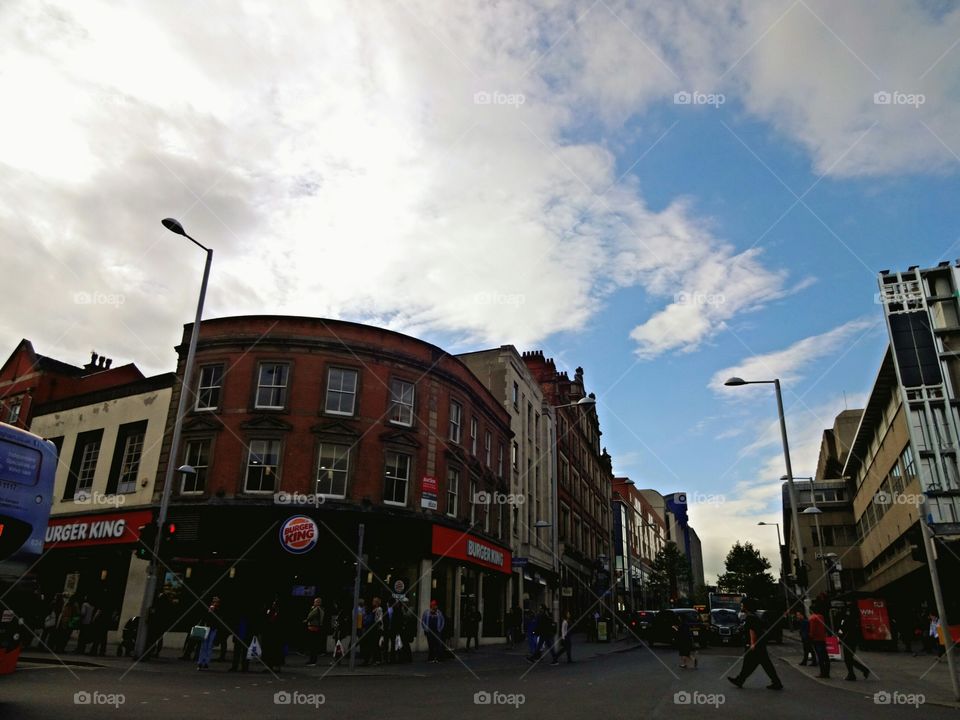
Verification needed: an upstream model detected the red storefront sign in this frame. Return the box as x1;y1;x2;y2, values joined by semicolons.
431;525;511;574
857;598;892;641
44;509;153;549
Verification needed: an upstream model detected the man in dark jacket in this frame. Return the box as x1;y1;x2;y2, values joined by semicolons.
728;598;783;690
839;603;870;681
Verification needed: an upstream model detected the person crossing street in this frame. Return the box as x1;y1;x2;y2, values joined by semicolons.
728;598;783;690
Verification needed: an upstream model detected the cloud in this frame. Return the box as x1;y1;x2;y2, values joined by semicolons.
709;316;879;394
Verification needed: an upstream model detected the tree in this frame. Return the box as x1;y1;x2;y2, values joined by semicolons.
716;542;777;601
647;542;692;606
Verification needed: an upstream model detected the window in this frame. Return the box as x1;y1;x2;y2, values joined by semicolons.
512;442;519;469
534;413;540;447
484;496;491;532
6;398;21;423
470;417;478;455
902;445;917;481
316;443;350;497
512;381;519;408
447;467;459;517
115;429;144;494
245;439;281;493
484;431;492;466
498;444;504;479
449;401;462;443
384;452;410;505
470;477;478;524
196;365;224;410
389;378;415;426
560;503;570;541
256;363;289;409
325;367;358;415
182;440;210;494
65;430;104;500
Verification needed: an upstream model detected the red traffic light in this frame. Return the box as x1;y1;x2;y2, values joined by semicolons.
162;522;177;540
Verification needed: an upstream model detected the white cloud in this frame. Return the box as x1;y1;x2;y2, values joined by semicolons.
709;317;879;394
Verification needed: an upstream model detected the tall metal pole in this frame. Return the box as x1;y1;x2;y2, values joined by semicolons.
774;379;810;615
349;523;365;671
135;239;212;658
920;503;960;699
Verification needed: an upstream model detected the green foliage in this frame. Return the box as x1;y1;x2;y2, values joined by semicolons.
647;542;692;604
716;541;777;601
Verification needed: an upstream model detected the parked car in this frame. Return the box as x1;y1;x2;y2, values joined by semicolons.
626;610;657;639
709;609;745;647
648;609;708;648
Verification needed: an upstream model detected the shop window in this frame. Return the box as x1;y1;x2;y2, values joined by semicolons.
383;452;410;505
181;440;210;494
195;365;224;411
106;420;147;495
316;443;350;497
449;401;462;443
255;363;289;409
389;378;415;426
447;467;459;517
245;439;281;493
325;367;358;416
64;429;104;500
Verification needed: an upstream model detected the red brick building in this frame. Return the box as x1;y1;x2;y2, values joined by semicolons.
0;340;143;429
156;316;514;646
521;351;613;619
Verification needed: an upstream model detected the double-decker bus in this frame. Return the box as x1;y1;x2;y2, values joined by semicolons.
0;422;57;674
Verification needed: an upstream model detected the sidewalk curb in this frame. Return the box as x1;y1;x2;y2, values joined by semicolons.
774;653;960;709
20;656;107;668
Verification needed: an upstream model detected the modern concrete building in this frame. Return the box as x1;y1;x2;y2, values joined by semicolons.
783;409;864;599
457;345;558;614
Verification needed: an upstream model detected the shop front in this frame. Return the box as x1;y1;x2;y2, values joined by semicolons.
40;509;154;641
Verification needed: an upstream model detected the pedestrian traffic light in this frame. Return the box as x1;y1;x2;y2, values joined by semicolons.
162;522;177;542
136;523;157;560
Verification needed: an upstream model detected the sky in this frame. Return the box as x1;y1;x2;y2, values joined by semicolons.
3;0;960;584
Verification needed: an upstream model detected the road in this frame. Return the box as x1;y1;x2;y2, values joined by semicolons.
1;642;948;719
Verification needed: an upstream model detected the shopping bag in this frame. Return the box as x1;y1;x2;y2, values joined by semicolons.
190;625;210;640
333;638;344;660
246;635;262;661
395;635;402;652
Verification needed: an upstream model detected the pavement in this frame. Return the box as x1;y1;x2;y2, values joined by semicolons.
769;633;960;708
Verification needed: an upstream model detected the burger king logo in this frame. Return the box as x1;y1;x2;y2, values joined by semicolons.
279;515;318;554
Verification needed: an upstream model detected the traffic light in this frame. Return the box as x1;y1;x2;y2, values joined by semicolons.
136;523;157;560
162;522;177;542
907;525;925;562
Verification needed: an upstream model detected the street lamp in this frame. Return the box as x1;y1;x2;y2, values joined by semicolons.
757;521;791;611
134;218;213;658
785;475;828;593
724;376;808;612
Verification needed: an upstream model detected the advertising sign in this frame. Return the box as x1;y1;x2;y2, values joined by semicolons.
421;476;438;510
279;515;318;555
44;509;153;549
431;525;511;574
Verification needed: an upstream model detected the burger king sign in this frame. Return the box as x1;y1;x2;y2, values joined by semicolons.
279;515;318;554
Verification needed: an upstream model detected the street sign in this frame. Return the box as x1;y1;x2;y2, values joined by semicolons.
561;587;573;597
511;557;528;567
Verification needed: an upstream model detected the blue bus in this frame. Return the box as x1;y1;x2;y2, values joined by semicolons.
0;422;57;673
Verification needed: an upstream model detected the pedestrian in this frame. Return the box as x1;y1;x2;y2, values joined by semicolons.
421;599;446;663
808;602;830;678
675;612;696;669
551;611;573;664
261;599;284;672
304;597;325;666
796;609;815;665
838;603;870;681
89;601;109;656
196;596;224;670
74;595;95;654
524;608;538;657
727;598;783;690
229;601;253;673
464;604;481;651
55;595;79;653
930;611;946;658
397;602;416;663
371;596;385;665
529;605;555;662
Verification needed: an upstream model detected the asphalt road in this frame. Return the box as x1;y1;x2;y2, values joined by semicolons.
1;643;949;719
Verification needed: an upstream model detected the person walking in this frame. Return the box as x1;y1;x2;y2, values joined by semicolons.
728;598;783;690
421;600;446;663
371;596;385;665
75;595;95;654
304;597;325;666
229;601;253;673
675;613;696;669
839;603;870;681
524;608;538;657
261;599;284;673
464;604;481;652
529;605;555;662
55;595;79;653
551;611;573;664
808;603;830;678
196;596;225;670
796;609;816;665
